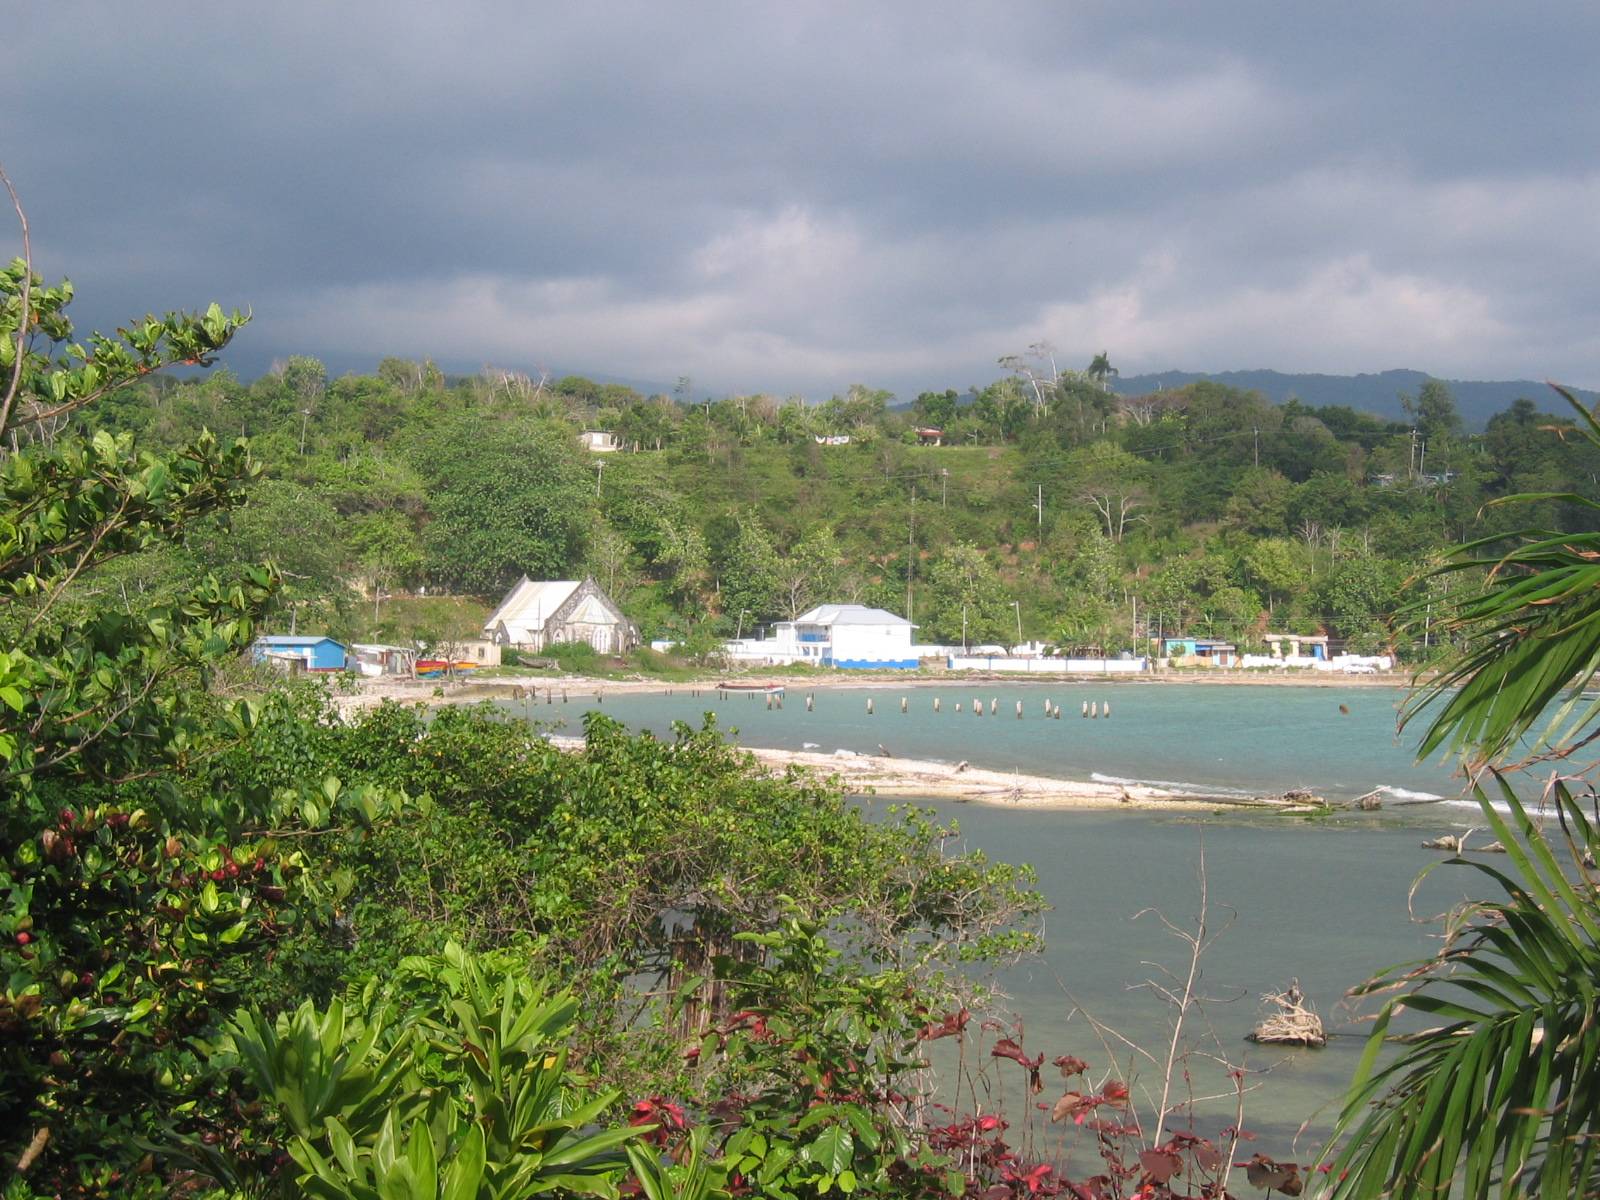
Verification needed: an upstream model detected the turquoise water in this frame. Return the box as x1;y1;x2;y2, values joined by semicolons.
516;682;1473;804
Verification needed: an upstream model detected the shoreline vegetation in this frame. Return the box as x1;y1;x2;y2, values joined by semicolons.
333;671;1413;812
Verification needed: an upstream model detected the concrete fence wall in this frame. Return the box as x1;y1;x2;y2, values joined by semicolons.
945;655;1148;674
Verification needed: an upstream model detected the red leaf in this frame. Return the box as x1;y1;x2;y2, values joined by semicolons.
918;1008;970;1041
1137;1150;1183;1184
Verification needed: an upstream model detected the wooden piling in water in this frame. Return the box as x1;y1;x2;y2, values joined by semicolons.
1016;700;1023;719
867;697;874;715
933;697;941;712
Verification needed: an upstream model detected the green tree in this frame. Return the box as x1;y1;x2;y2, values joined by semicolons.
1223;467;1292;535
716;512;782;625
0;236;347;1188
1403;377;1462;444
189;478;352;629
417;416;593;595
1316;554;1398;653
922;542;1009;647
775;524;841;618
352;509;425;618
1072;442;1149;542
1240;537;1306;617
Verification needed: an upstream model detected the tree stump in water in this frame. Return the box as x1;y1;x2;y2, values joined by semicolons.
1247;980;1326;1047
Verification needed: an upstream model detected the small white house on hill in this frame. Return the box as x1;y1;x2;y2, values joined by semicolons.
484;577;637;655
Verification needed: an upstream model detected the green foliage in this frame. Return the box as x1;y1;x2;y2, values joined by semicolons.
1328;779;1600;1197
713;512;782;624
1404;388;1600;770
223;944;642;1199
921;542;1010;646
414;415;594;595
710;912;944;1200
545;640;604;674
0;260;341;1190
1331;385;1600;1197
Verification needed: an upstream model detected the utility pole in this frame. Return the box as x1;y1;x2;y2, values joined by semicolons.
1253;427;1259;467
941;468;949;510
299;408;312;455
1011;600;1022;649
595;460;605;497
906;485;916;621
1034;484;1044;532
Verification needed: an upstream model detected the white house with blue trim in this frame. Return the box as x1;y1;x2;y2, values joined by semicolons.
728;604;919;669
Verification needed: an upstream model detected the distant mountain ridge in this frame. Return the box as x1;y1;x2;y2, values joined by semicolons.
1108;368;1595;429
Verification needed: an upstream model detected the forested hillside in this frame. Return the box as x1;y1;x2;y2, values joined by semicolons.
1108;368;1600;428
86;354;1600;658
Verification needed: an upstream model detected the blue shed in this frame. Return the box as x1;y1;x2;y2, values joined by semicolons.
252;635;348;672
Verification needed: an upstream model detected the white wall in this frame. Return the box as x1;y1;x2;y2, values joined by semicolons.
1239;653;1394;671
832;622;915;663
946;656;1148;674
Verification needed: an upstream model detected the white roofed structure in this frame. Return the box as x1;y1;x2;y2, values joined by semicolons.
484;576;637;655
791;603;914;627
725;602;919;669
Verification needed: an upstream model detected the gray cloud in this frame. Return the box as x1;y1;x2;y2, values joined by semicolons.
7;2;1600;397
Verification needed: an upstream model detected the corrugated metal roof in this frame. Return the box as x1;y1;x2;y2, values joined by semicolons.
484;578;582;635
794;604;914;627
256;635;343;646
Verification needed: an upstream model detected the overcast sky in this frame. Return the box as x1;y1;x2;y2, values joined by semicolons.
7;3;1599;398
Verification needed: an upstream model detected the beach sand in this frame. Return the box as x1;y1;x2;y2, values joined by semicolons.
536;732;1315;814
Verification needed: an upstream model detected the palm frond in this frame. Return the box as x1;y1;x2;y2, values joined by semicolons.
1326;776;1600;1198
1402;384;1600;775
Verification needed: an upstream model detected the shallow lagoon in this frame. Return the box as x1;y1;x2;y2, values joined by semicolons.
510;682;1488;1153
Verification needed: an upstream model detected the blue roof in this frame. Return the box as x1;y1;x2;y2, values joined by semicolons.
256;635;344;646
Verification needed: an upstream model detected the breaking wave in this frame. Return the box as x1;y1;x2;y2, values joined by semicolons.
1089;771;1256;799
1372;785;1447;803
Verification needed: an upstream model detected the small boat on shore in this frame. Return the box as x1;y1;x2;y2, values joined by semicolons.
415;659;479;679
718;680;786;696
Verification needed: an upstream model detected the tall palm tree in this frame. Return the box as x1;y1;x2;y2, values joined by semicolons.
1087;351;1118;393
1324;385;1600;1198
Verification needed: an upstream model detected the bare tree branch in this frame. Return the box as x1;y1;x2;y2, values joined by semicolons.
0;160;32;443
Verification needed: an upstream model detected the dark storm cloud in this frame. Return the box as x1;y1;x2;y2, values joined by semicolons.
6;2;1600;396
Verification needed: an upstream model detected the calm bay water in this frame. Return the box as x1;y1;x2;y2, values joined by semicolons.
913;800;1467;1153
508;682;1489;1154
519;681;1472;804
